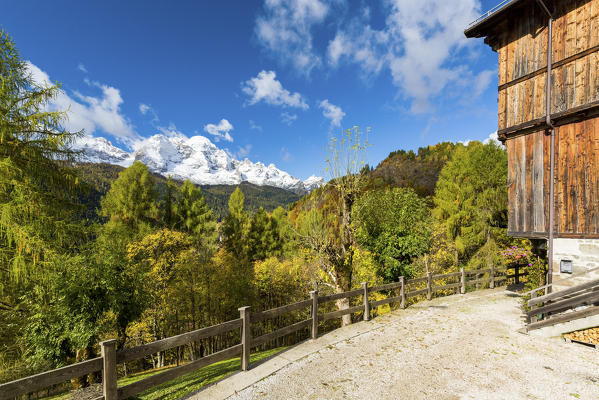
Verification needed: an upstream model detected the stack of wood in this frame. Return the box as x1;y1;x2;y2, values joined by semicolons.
563;327;599;345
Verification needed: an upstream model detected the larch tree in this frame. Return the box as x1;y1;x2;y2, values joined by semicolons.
0;30;90;379
96;161;159;348
174;180;217;252
433;141;508;269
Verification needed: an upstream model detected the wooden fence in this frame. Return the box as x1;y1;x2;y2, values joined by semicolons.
526;278;599;331
0;265;526;400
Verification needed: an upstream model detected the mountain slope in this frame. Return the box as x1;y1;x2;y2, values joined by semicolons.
75;163;301;221
74;134;323;194
368;142;457;197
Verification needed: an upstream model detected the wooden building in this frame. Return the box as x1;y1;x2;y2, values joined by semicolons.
465;0;599;289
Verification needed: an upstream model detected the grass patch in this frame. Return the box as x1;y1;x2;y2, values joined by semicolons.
40;347;285;400
124;347;285;400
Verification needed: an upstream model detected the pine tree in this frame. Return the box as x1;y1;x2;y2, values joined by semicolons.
173;180;217;250
0;29;82;277
161;176;178;228
433;142;508;267
100;161;158;227
96;161;159;348
0;30;93;379
221;187;248;258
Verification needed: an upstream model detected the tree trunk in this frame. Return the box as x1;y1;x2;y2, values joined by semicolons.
454;248;459;269
336;296;351;326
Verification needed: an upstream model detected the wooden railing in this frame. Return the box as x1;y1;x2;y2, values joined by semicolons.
0;265;517;400
526;278;599;331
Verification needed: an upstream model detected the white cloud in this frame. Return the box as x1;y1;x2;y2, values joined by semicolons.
157;123;188;139
139;103;150;115
237;144;252;158
203;118;234;142
483;131;500;145
249;120;263;131
472;69;495;98
242;70;308;110
255;0;330;75
319;99;345;127
326;0;490;113
26;61;140;146
281;147;293;162
459;131;500;146
281;112;298;125
327;26;388;79
139;103;159;122
77;63;88;73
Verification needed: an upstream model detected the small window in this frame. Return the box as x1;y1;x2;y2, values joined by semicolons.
560;259;573;274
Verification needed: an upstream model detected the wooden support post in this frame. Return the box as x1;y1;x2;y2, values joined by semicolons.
530;291;538;323
100;339;117;400
310;290;318;339
400;276;406;309
426;272;432;300
361;282;370;321
238;306;251;371
515;265;520;284
460;268;466;294
490;264;495;289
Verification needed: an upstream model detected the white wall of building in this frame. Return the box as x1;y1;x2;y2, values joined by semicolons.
552;238;599;291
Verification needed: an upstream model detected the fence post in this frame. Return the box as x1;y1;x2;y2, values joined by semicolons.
426;272;432;300
460;268;466;294
238;306;251;371
100;339;117;400
490;264;495;289
310;290;318;339
400;276;406;309
529;291;538;323
361;282;370;321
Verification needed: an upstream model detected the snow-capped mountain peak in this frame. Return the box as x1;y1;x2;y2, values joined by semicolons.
73;134;323;194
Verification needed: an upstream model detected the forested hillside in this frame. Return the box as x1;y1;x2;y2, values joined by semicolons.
75;162;301;221
367;142;457;197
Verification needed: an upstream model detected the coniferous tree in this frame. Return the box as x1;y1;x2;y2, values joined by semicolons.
161;176;178;228
433;142;508;268
0;30;91;379
247;207;270;262
174;180;217;250
100;161;158;227
222;187;248;258
96;161;159;348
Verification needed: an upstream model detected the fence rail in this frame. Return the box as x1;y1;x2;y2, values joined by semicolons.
526;278;599;331
0;265;524;400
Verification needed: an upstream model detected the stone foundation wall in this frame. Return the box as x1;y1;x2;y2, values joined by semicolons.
552;238;599;291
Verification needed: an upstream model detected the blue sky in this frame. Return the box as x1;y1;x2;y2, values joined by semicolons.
2;0;501;180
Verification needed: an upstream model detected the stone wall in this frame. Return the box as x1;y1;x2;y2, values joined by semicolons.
552;238;599;291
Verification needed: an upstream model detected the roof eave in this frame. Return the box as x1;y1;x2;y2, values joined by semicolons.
464;0;526;38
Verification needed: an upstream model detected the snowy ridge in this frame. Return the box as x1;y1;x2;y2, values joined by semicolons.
73;134;324;194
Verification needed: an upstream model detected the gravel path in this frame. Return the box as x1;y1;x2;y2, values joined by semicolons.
230;288;599;400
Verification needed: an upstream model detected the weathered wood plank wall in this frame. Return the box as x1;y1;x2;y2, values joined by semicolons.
497;0;599;132
506;116;599;238
497;0;599;238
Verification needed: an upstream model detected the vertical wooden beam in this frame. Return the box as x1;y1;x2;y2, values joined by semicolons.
530;291;538;323
238;306;251;371
310;290;318;339
361;282;370;321
100;340;117;400
400;276;406;309
460;268;466;294
426;272;432;300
